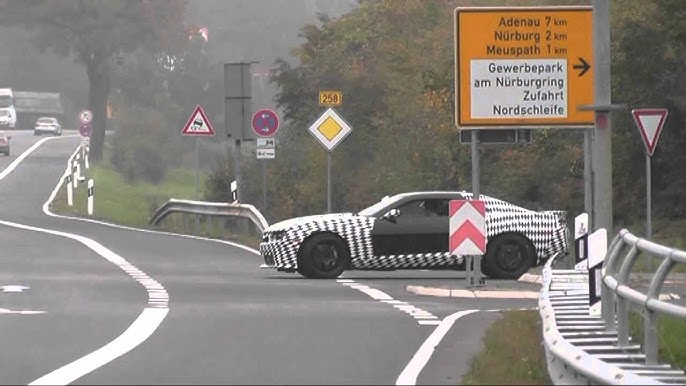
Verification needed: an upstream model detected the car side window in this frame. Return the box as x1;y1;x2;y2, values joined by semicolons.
395;199;449;217
395;200;426;216
422;199;449;216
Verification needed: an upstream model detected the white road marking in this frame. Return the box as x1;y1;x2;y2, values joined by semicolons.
339;279;439;324
30;308;168;386
396;309;479;386
0;138;170;385
1;285;30;292
417;320;441;326
0;308;46;315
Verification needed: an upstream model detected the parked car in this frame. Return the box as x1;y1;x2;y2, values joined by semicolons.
0;131;11;156
34;117;62;136
259;191;569;280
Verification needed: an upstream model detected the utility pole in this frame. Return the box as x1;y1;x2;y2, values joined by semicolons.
581;1;624;233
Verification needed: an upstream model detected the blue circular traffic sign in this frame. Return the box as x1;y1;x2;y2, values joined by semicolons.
251;109;279;137
79;123;92;137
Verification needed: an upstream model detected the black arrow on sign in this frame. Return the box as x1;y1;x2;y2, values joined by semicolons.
573;57;591;77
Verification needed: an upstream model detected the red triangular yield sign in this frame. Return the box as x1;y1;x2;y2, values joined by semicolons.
632;108;668;156
182;105;215;136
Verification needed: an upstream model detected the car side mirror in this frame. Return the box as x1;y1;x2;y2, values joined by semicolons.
381;208;401;223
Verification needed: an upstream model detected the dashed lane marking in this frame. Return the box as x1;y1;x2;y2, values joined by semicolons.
337;279;440;324
0;308;46;315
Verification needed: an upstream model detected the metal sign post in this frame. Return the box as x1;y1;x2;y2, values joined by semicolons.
307;108;352;213
450;200;487;288
181;104;216;234
262;160;267;212
631;108;668;239
252;110;279;212
455;6;597;284
224;62;255;204
256;138;276;211
327;152;332;213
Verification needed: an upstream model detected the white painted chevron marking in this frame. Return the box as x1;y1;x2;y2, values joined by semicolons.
450;238;481;256
449;202;485;233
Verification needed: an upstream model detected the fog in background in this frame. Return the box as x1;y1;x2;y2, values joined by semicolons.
0;0;357;167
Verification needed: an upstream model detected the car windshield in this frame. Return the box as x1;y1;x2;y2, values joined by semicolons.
357;195;401;217
0;110;7;117
0;96;12;108
37;118;54;125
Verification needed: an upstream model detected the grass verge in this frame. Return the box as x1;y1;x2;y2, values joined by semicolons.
50;156;261;249
461;310;550;385
630;311;686;369
624;219;686;273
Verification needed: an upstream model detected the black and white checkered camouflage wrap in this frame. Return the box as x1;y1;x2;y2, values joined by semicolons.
260;214;461;271
260;194;568;272
472;194;569;265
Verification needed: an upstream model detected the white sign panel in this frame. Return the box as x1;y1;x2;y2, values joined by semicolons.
256;148;275;159
256;138;276;148
470;59;568;119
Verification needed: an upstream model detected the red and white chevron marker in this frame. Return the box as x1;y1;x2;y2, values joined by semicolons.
449;200;486;255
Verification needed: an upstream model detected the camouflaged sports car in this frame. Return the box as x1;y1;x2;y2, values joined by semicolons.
259;191;569;280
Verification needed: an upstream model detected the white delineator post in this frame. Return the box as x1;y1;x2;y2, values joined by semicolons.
76;162;84;182
588;228;608;316
574;213;589;270
84;146;90;169
449;199;487;287
231;180;238;203
66;174;73;206
87;179;94;215
72;160;79;189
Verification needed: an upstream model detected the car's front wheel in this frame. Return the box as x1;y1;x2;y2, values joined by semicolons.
483;233;536;280
298;233;350;279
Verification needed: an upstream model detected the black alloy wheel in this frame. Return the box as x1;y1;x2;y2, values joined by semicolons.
483;233;536;280
299;233;350;279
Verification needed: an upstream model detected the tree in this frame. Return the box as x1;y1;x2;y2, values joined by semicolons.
0;0;187;161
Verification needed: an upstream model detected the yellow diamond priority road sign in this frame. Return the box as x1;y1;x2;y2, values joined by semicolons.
308;108;352;152
454;6;594;128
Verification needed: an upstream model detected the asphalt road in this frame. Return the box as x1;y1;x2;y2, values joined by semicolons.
0;133;539;385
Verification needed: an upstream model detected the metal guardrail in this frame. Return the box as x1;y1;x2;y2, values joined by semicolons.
602;229;686;366
539;230;686;385
149;198;269;234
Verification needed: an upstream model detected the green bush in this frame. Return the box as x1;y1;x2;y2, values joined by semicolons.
110;106;180;183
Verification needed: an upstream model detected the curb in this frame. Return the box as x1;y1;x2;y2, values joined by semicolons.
517;273;544;285
406;285;540;299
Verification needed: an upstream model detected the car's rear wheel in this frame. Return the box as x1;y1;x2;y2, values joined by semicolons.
299;233;350;279
483;233;536;280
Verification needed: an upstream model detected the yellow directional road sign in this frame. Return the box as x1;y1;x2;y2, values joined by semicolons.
455;6;594;128
308;108;352;151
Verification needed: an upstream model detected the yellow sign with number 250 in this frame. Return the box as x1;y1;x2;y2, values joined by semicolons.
319;91;343;107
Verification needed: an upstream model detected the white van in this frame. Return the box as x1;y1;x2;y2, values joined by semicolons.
0;88;17;129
